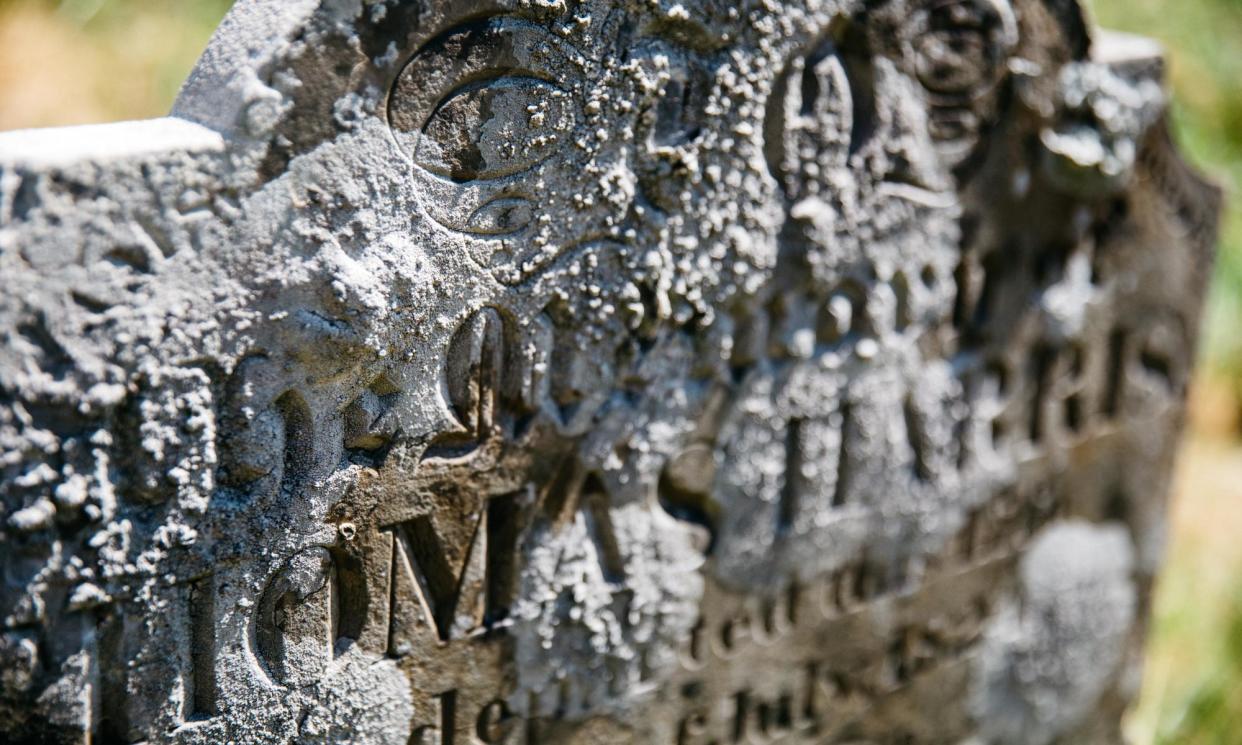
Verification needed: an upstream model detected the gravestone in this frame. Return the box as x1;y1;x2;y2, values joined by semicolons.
0;0;1222;743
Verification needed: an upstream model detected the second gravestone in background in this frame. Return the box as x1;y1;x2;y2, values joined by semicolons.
0;0;1220;743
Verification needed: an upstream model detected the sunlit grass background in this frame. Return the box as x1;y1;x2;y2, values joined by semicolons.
0;0;1238;742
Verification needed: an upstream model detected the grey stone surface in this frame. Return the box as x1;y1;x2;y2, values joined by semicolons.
0;0;1221;743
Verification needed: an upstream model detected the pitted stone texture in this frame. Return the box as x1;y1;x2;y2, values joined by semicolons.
0;0;1220;743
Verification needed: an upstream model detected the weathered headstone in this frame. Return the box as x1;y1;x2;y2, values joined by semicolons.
0;1;1221;743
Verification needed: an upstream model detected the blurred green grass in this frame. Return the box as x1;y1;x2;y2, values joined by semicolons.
0;0;232;129
0;1;1240;744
